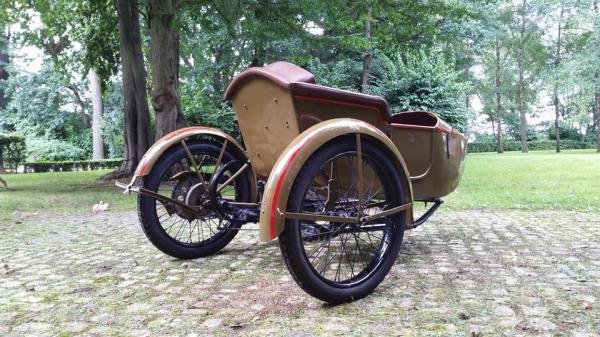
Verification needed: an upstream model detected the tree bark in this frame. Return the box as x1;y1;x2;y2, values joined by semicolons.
595;1;600;153
89;68;104;160
150;0;185;141
518;0;528;153
113;0;152;177
495;38;503;153
553;5;564;153
361;6;372;93
595;92;600;152
0;29;8;110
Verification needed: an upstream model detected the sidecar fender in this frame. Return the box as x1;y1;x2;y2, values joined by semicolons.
258;118;414;241
131;126;257;202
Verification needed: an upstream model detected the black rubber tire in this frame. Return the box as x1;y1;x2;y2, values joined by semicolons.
279;137;406;303
137;141;252;259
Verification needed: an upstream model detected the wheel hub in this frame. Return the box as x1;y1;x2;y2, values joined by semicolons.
171;176;211;218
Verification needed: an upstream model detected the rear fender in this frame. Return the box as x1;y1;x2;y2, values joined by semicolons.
129;126;258;202
258;118;414;241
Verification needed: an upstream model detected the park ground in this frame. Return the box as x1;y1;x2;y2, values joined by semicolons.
0;150;599;336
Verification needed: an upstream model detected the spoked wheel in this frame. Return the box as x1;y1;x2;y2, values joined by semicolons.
138;140;253;259
279;136;408;303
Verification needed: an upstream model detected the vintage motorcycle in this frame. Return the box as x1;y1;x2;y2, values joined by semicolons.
117;61;467;303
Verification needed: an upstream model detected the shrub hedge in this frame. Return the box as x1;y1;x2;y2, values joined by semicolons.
468;140;595;153
0;133;26;171
24;159;123;173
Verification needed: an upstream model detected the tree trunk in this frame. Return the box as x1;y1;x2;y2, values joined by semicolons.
113;0;152;177
595;1;600;153
0;29;9;110
150;0;185;141
89;68;104;160
66;84;91;128
553;5;564;153
595;92;600;152
494;38;503;153
361;6;372;93
518;0;528;153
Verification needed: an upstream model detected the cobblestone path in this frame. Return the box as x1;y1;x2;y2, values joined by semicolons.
0;210;598;337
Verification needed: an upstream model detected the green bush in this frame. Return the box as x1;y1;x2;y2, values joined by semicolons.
24;159;123;173
468;140;595;153
370;49;472;132
27;138;88;161
0;133;26;171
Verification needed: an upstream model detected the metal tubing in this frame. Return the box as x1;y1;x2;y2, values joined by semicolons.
282;211;360;224
360;203;412;223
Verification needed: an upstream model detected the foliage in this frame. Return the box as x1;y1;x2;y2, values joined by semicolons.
305;58;363;91
67;129;93;158
24;158;122;173
468;139;594;153
371;49;472;131
503;112;540;141
0;133;25;170
26;138;87;161
547;125;585;141
0;62;82;139
14;0;120;89
101;80;125;158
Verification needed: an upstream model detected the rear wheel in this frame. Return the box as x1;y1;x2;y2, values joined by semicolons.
279;136;407;303
138;140;252;259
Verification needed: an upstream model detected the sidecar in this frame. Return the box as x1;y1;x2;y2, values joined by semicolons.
117;61;466;304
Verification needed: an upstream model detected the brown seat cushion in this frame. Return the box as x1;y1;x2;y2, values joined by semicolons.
290;82;392;122
224;61;315;99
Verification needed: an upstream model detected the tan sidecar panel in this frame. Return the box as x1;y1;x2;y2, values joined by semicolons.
258;118;414;241
229;77;301;178
389;111;467;199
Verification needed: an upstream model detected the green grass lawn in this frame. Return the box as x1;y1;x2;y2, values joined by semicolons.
1;149;599;220
444;149;600;211
0;169;135;220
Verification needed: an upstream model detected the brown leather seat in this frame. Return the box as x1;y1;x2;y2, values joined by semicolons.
224;61;315;100
290;82;392;122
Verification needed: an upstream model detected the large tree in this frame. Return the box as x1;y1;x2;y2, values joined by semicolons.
149;0;185;140
115;0;152;176
0;28;8;109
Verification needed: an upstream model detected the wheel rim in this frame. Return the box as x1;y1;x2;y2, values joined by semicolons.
151;142;241;246
296;150;397;287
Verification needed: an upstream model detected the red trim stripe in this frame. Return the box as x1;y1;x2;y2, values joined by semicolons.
270;145;304;239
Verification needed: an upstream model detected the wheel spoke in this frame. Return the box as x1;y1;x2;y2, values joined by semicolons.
294;149;400;286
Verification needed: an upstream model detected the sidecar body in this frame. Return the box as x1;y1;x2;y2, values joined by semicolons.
224;61;467;202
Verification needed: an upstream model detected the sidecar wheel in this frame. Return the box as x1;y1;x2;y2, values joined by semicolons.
138;141;252;259
279;137;407;303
